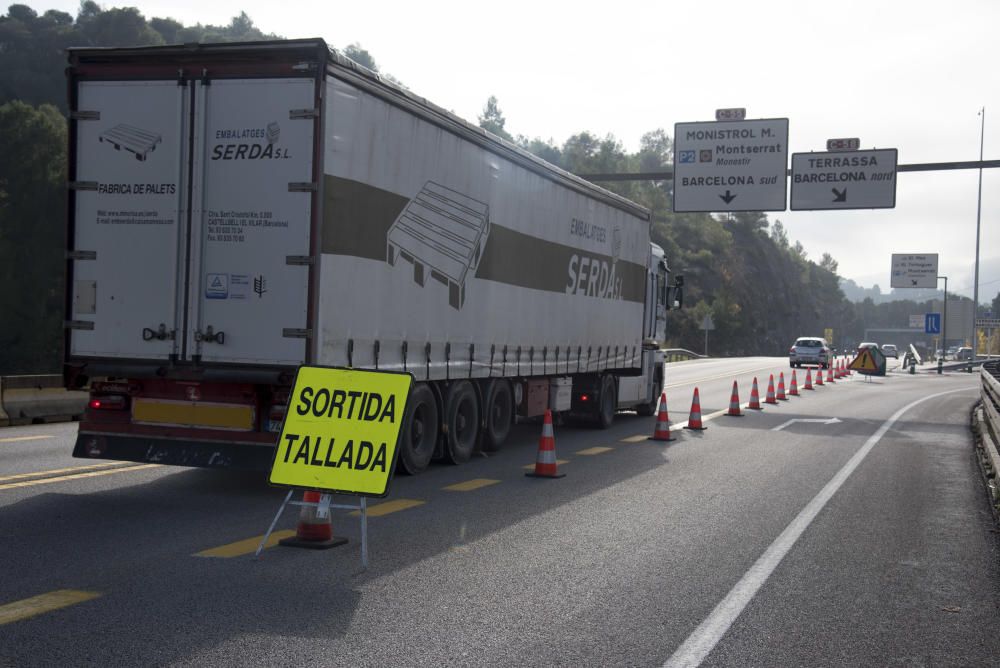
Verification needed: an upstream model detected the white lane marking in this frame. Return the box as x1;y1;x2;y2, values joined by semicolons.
771;417;842;431
664;363;784;390
663;386;976;668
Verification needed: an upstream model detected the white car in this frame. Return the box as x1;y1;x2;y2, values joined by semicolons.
789;337;831;368
881;344;898;359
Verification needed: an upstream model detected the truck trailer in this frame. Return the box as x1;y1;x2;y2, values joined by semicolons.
64;39;683;474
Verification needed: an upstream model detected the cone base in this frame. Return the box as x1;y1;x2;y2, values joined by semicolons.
726;411;744;417
649;433;675;441
525;472;566;479
279;535;349;550
748;405;764;410
684;425;707;430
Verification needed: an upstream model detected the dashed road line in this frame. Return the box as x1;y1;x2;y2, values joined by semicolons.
0;590;102;626
0;461;133;483
620;434;650;443
350;498;425;517
195;530;296;558
443;478;501;492
576;446;613;456
0;463;160;491
0;435;53;444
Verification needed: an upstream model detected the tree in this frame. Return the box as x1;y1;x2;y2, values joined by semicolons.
769;219;789;249
0;101;66;373
344;42;378;71
478;95;513;142
819;252;839;275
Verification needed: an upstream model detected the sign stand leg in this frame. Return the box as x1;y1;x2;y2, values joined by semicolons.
360;497;368;570
256;489;294;559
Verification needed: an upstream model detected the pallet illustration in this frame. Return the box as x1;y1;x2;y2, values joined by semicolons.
98;124;162;161
386;182;490;310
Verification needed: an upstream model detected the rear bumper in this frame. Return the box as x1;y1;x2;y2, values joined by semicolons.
73;431;275;471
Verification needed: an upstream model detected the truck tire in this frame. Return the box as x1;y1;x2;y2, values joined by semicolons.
636;368;663;417
481;380;513;451
596;375;617;429
444;380;480;464
396;384;438;475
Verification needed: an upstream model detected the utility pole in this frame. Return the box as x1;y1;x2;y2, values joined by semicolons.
973;107;985;363
938;275;948;374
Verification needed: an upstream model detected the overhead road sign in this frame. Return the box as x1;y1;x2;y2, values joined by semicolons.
790;148;898;210
673;118;789;213
268;366;412;497
891;253;938;289
826;137;860;151
976;318;1000;329
925;313;941;335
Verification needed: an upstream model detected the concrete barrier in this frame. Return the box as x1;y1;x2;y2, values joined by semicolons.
0;375;88;426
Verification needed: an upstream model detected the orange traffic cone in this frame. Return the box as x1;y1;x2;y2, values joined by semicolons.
789;370;800;396
815;367;825;386
649;392;674;441
685;387;707;430
727;381;743;416
804;368;814;390
827;364;835;383
526;409;565;478
279;490;348;550
748;377;764;409
777;373;788;400
765;374;778;404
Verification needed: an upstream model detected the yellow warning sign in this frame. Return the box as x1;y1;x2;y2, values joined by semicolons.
849;348;879;372
268;366;412;497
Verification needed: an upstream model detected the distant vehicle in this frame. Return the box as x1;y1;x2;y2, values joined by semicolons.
789;337;831;368
947;346;959;358
881;344;898;358
955;347;973;361
858;342;879;351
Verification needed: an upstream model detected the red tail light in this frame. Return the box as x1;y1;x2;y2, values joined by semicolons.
89;395;128;410
580;394;590;402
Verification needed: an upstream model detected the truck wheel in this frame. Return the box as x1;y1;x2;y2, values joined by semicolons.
636;368;662;417
596;375;616;429
482;380;513;451
396;384;438;475
444;380;480;464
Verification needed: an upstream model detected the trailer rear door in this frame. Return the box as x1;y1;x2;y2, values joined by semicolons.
69;80;188;360
187;78;315;365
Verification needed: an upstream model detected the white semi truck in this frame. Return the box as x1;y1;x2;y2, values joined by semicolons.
64;39;683;474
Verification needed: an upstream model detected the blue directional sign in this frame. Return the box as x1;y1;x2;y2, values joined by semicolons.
925;312;941;335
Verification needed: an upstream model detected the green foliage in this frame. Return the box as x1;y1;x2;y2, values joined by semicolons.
478;95;513;142
0;100;66;373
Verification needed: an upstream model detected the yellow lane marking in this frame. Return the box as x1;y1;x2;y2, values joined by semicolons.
0;590;101;626
621;434;649;443
443;478;500;492
0;435;52;444
0;461;131;483
350;499;425;517
195;530;296;558
522;460;569;470
576;446;613;456
0;464;160;491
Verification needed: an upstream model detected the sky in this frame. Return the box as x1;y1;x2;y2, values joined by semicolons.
26;0;1000;301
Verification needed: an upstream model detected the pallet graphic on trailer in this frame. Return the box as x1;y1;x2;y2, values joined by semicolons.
98;124;162;161
386;182;490;310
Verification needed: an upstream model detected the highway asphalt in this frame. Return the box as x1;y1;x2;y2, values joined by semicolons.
1;358;996;666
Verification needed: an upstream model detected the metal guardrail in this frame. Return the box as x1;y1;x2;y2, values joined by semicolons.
0;375;87;427
662;348;707;363
976;361;1000;505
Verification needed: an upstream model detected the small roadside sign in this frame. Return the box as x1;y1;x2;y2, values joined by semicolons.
673;118;789;213
925;312;942;335
909;315;924;329
891;253;939;289
268;366;412;497
850;347;886;376
976;318;1000;329
701;315;715;330
790;148;897;210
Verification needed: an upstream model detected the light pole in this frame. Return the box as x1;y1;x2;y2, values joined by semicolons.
973;107;985;363
938;275;948;375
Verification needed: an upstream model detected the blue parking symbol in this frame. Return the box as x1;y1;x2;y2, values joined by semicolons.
678;150;695;164
925;312;941;334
